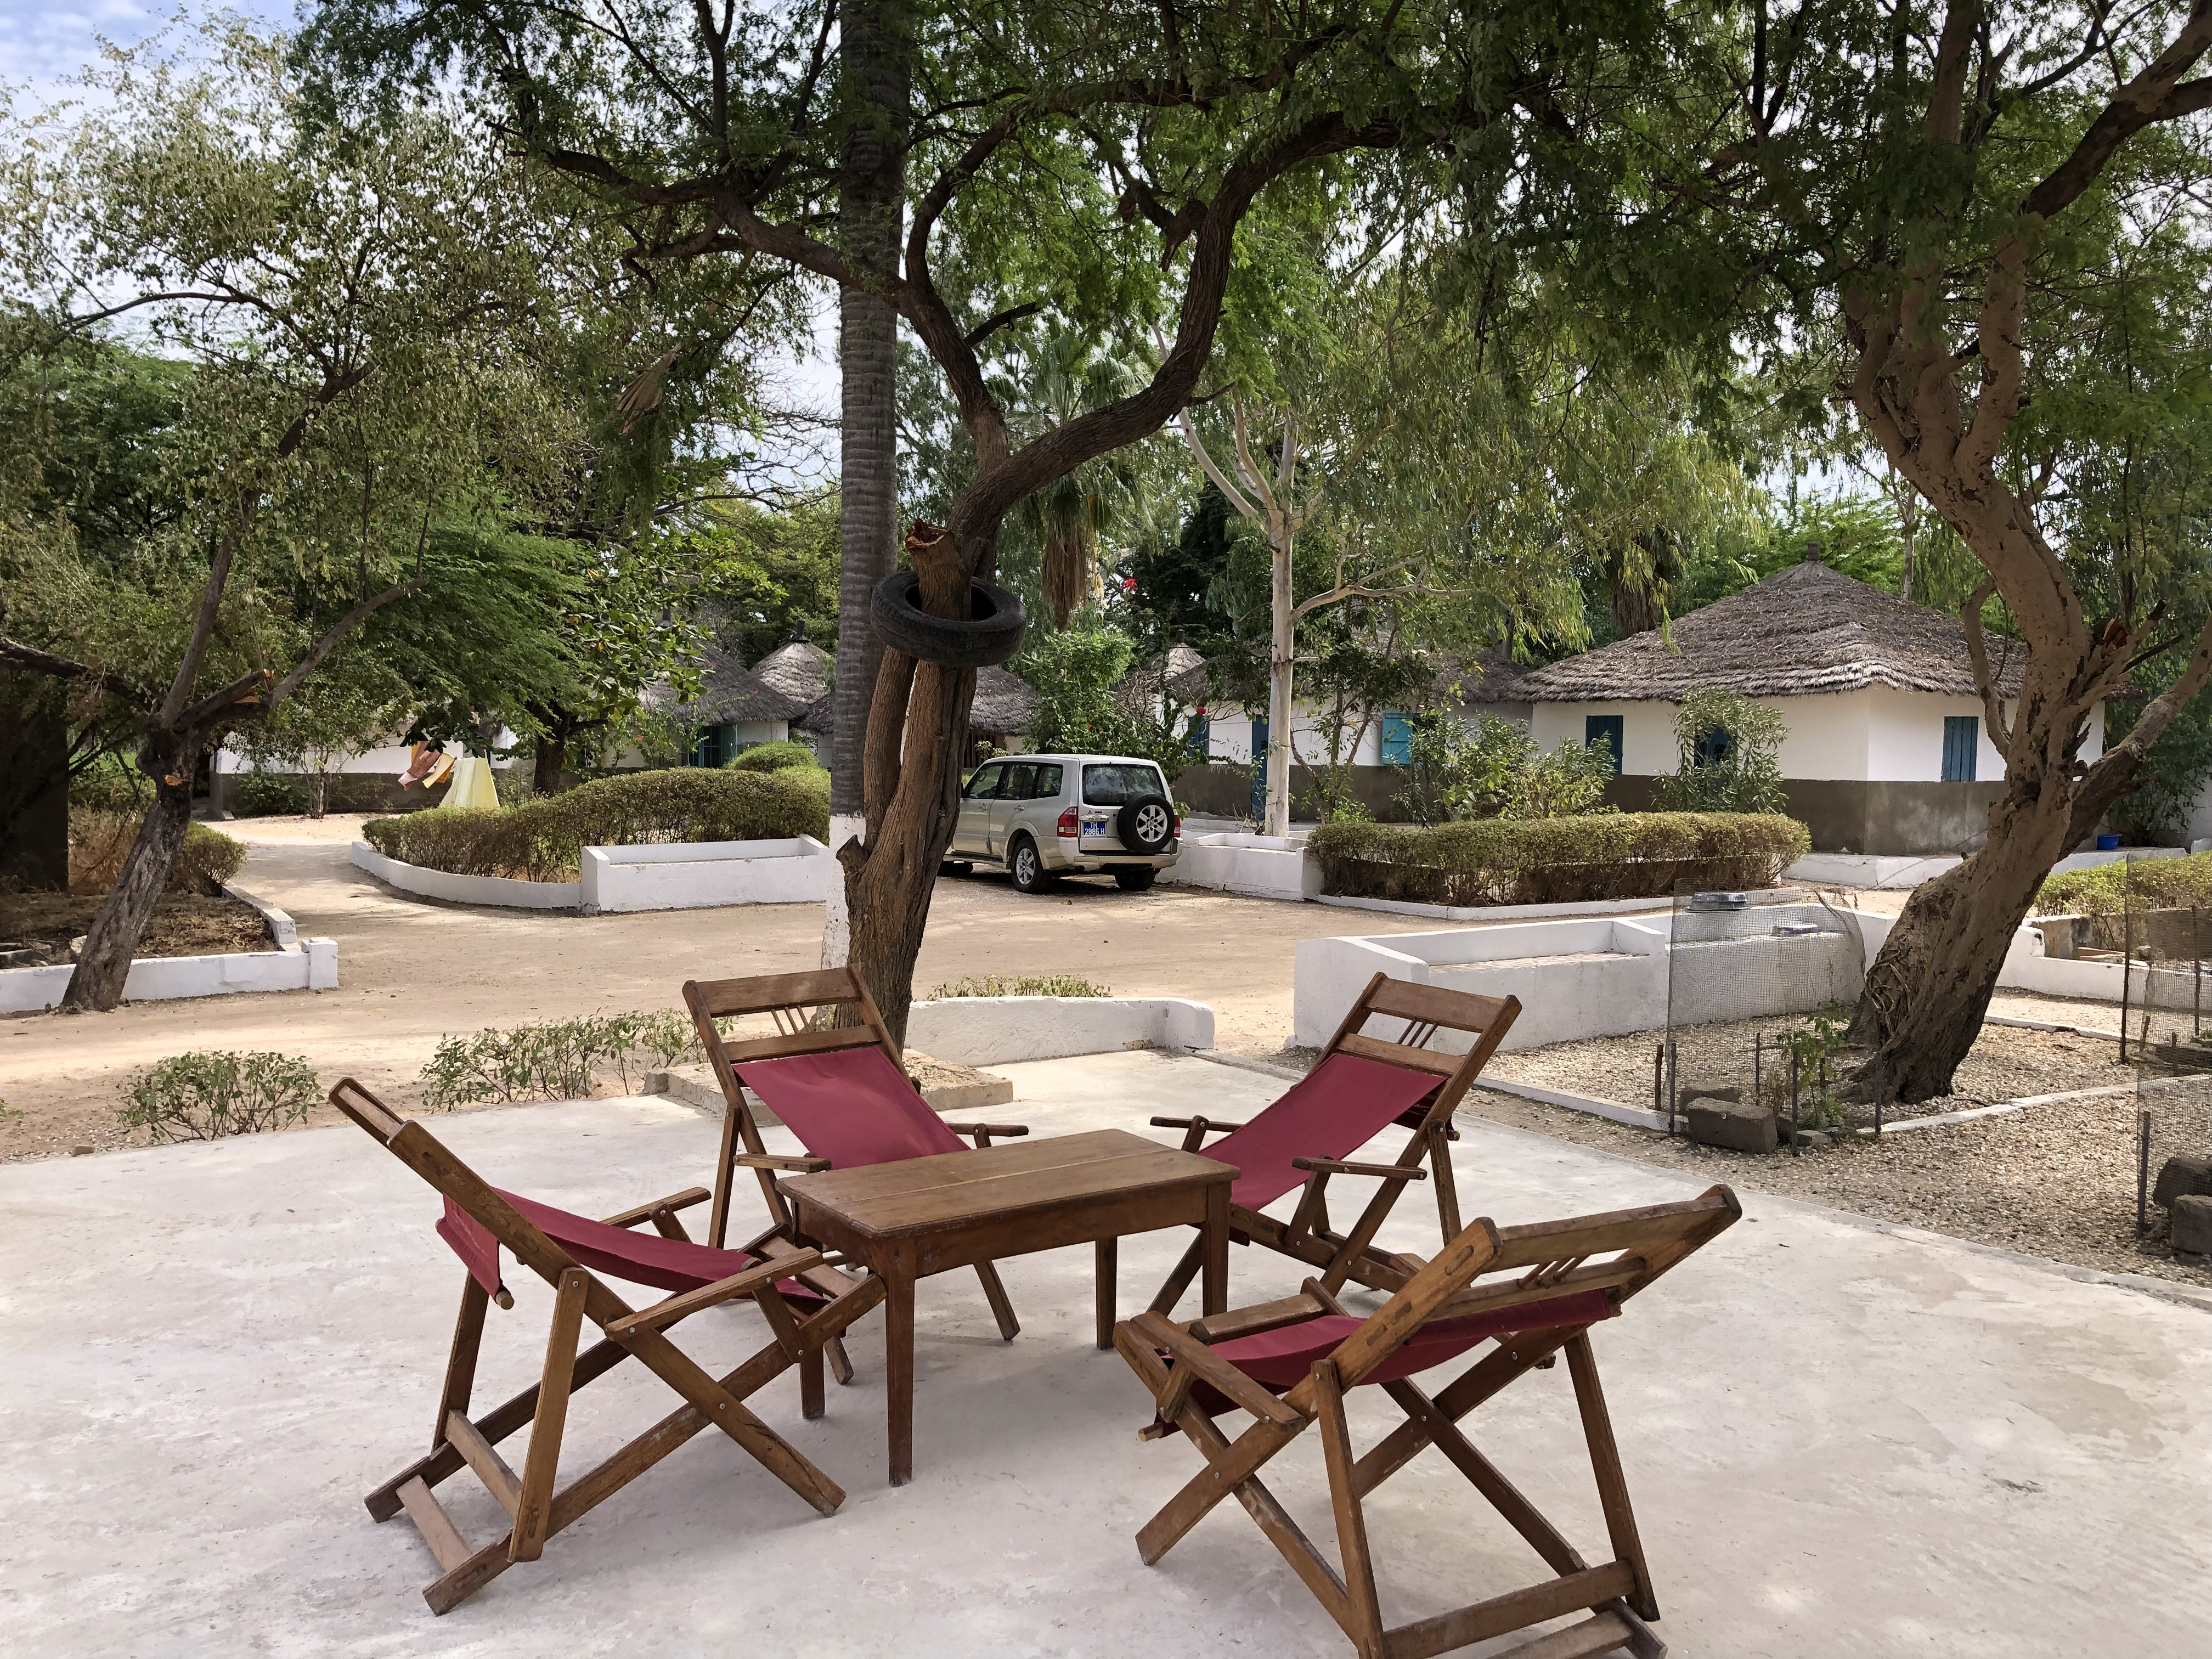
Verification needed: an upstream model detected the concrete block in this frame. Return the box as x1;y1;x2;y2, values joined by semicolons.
2172;1193;2212;1256
1686;1099;1778;1154
1677;1078;1742;1108
2152;1154;2212;1210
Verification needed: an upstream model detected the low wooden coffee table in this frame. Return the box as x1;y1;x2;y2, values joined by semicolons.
780;1127;1237;1485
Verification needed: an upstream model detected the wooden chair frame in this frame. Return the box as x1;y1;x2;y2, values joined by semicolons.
1149;973;1521;1314
333;1079;885;1614
684;966;1029;1342
1116;1184;1741;1659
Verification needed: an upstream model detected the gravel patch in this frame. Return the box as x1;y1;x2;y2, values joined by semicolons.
1481;1017;2128;1123
1262;1036;2212;1291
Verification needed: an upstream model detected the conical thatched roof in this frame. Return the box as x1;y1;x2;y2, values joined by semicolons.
667;646;810;724
1517;558;2028;702
793;664;1037;738
1438;649;1545;706
1119;643;1209;709
753;631;831;706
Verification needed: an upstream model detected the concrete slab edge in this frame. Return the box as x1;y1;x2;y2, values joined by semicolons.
1316;893;1675;924
1475;1077;1672;1132
220;883;299;949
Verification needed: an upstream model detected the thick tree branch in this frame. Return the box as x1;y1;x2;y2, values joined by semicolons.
1959;579;2019;758
0;636;144;705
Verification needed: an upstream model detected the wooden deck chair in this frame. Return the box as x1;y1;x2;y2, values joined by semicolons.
1115;1184;1740;1659
1148;973;1520;1314
332;1078;885;1615
684;966;1029;1342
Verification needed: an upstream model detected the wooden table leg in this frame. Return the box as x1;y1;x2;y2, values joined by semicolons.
1202;1181;1229;1317
886;1268;916;1487
1095;1236;1118;1350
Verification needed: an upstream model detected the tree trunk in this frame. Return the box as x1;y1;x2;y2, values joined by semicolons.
533;730;568;794
309;770;329;819
840;526;972;1045
822;0;911;972
1265;514;1294;838
62;736;197;1012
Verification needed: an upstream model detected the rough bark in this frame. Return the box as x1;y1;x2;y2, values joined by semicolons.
61;735;196;1011
822;0;911;971
839;524;971;1043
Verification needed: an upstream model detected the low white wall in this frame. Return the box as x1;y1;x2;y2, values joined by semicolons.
580;837;832;914
1790;847;2183;891
0;938;337;1014
351;840;580;910
1156;833;1318;902
904;996;1214;1066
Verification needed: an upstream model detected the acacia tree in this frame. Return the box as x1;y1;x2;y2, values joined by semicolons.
307;0;1674;1038
1659;0;2212;1100
0;33;574;1009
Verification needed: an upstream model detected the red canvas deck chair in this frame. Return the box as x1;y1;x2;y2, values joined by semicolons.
332;1078;885;1615
1115;1185;1740;1659
684;966;1029;1341
1149;973;1520;1313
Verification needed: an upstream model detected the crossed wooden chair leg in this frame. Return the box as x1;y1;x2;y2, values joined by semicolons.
1119;1188;1740;1659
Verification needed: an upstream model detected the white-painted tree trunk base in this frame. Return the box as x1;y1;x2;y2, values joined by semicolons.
819;814;863;968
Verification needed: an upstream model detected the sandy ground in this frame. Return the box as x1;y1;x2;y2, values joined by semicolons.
0;813;1448;1158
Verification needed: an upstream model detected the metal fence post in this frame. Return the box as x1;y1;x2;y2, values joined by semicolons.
2138;1109;2152;1239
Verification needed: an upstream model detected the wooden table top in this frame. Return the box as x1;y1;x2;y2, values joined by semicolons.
779;1128;1237;1242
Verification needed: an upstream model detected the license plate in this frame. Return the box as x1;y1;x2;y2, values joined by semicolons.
1084;819;1109;836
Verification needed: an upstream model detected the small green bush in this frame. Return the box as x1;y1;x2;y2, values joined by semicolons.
69;810;246;895
1308;813;1811;907
363;766;830;881
928;974;1111;998
233;772;311;816
2035;850;2212;918
726;739;822;774
118;1051;320;1141
417;1009;703;1109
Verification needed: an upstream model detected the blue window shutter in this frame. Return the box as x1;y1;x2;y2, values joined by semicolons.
1380;713;1415;766
1942;715;1979;782
1586;715;1624;775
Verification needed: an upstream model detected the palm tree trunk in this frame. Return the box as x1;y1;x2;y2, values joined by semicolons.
822;0;910;970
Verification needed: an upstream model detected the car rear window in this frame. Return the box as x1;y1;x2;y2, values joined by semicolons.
1082;763;1165;805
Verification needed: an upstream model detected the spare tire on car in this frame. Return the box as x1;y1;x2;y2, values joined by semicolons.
1116;793;1175;855
871;570;1026;668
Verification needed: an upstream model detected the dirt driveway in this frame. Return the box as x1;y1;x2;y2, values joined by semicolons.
1;815;1446;1156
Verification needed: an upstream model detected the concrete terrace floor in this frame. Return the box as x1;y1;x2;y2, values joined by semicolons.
5;1050;2209;1658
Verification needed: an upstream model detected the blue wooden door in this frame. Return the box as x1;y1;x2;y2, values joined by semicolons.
1249;715;1268;820
1942;715;1979;781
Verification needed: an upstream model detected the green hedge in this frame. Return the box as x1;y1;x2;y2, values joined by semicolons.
726;740;822;774
363;768;830;881
1307;814;1812;907
2035;850;2212;918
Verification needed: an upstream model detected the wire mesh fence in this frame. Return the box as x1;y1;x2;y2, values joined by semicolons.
1658;884;1866;1143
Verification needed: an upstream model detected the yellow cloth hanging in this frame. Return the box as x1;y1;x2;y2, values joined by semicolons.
443;755;502;811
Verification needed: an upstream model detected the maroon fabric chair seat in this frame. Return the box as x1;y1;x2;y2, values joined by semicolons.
437;1190;830;1307
735;1046;968;1167
1199;1052;1444;1212
1213;1290;1618;1390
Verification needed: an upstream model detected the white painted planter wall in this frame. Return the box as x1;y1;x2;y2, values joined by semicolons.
580;837;832;913
903;996;1214;1066
1789;846;2183;890
1157;833;1318;902
350;840;579;910
0;938;336;1014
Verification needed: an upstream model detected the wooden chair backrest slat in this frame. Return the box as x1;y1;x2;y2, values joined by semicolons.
1363;976;1517;1036
1484;1198;1726;1273
330;1077;405;1143
715;1026;889;1066
1334;1031;1463;1079
686;967;868;1021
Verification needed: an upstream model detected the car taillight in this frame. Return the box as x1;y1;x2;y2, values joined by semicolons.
1169;809;1180;837
1057;807;1078;838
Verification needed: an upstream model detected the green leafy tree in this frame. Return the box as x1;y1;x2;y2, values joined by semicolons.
1651;687;1791;816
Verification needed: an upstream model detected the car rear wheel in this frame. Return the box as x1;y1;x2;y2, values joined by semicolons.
1117;794;1175;855
1113;868;1157;891
1009;836;1055;894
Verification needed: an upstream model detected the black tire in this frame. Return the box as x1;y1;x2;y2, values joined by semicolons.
939;859;974;877
1116;793;1175;855
1114;867;1158;891
1008;836;1056;894
871;570;1026;668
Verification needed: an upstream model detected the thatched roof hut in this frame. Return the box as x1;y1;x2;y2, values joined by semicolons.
752;629;831;707
1518;557;2027;703
669;647;810;726
795;663;1037;743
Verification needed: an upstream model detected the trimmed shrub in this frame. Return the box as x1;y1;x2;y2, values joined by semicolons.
362;766;830;881
726;739;822;774
929;974;1111;998
69;810;247;895
117;1051;320;1141
1307;813;1812;907
2035;850;2212;918
417;1009;702;1108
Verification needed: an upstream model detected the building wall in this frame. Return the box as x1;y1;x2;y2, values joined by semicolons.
1206;703;1386;768
1527;700;1679;774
